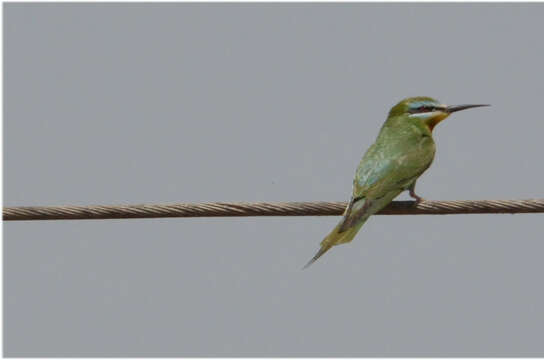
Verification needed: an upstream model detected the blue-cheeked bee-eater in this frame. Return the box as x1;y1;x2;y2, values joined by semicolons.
304;97;489;268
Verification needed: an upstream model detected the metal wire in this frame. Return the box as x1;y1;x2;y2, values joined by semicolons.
3;199;544;221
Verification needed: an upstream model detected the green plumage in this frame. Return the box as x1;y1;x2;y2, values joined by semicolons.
304;96;488;268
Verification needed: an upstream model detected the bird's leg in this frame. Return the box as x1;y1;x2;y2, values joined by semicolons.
408;181;425;205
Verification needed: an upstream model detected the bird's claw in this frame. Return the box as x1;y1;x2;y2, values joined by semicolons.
409;190;425;205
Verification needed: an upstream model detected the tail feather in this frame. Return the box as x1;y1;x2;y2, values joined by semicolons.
302;244;333;269
302;220;364;269
303;191;403;268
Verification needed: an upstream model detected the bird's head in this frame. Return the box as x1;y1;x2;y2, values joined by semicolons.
388;96;489;131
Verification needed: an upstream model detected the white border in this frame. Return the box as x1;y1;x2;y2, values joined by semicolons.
1;1;542;360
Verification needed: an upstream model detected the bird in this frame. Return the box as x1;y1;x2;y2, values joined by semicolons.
303;96;489;269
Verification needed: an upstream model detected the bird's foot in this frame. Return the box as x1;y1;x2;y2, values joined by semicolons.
409;190;425;205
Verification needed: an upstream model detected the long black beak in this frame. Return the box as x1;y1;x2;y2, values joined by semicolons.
446;104;490;113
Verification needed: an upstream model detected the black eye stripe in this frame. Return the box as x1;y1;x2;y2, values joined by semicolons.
410;105;435;113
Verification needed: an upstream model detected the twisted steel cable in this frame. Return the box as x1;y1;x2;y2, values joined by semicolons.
3;199;544;221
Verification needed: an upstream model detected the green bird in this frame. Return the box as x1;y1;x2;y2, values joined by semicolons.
304;96;489;268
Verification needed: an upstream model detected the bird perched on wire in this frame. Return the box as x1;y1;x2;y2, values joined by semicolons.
304;97;489;268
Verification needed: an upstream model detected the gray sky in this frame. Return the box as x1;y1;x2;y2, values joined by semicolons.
4;3;544;356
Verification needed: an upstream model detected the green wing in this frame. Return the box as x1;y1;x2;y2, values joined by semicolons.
353;134;435;199
338;132;435;232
